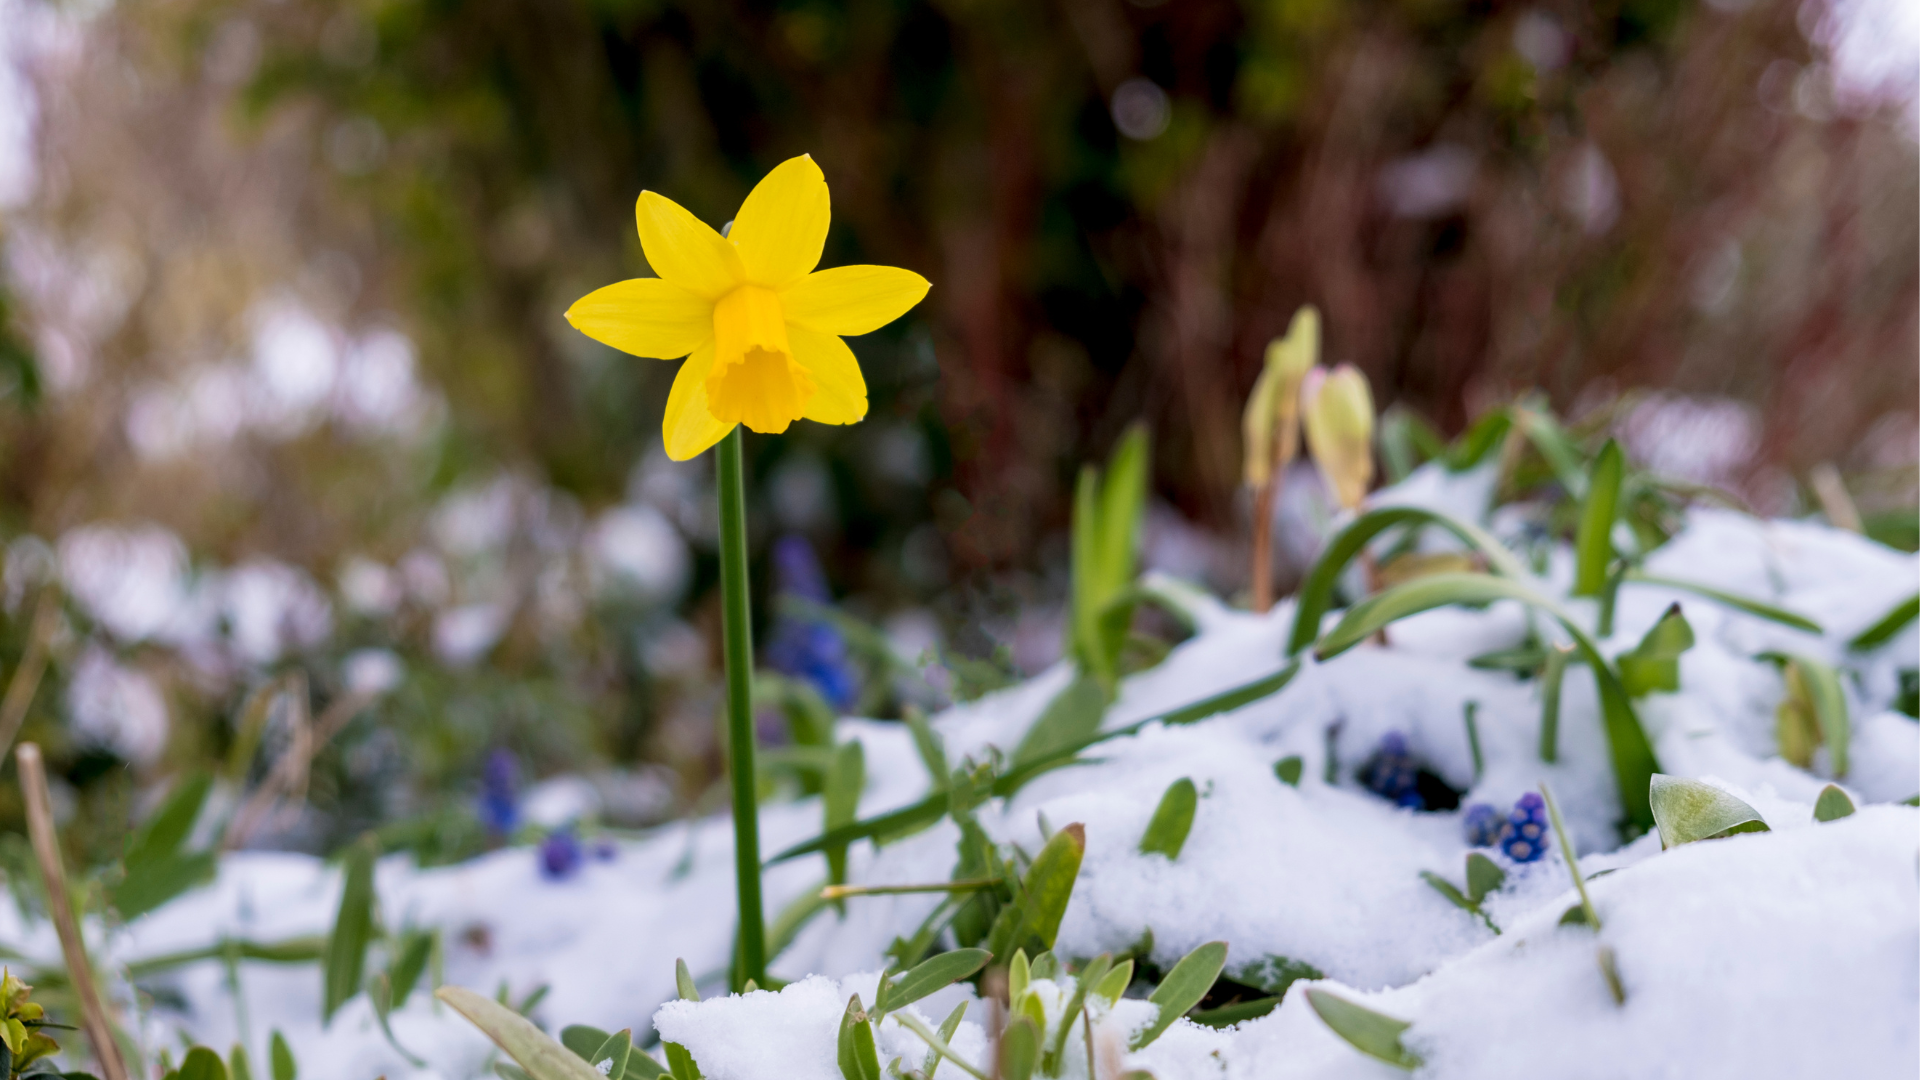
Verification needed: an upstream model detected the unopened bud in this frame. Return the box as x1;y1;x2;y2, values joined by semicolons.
1242;306;1320;488
1302;362;1375;510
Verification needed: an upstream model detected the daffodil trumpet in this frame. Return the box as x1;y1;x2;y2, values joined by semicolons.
566;156;929;989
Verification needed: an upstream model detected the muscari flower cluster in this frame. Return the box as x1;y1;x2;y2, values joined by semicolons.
477;748;520;839
763;535;859;710
1461;792;1550;863
1359;731;1426;809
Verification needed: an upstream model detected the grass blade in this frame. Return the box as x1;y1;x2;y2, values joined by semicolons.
1305;990;1420;1070
322;834;379;1025
1626;572;1823;634
878;948;991;1017
1573;440;1623;597
1128;940;1227;1051
437;986;605;1080
1138;778;1197;860
1848;593;1918;651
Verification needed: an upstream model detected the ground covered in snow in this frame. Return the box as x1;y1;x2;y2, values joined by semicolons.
5;466;1915;1079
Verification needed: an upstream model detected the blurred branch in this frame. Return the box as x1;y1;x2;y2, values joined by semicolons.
0;591;59;764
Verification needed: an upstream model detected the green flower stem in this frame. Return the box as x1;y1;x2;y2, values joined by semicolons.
717;427;766;990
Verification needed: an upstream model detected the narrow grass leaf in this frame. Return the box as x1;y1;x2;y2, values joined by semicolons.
1013;675;1108;769
675;958;700;1001
1849;593;1919;651
880;948;990;1016
1538;645;1571;762
1045;953;1112;1073
835;995;880;1080
322;834;379;1025
436;987;605;1080
1129;940;1227;1051
1305;990;1420;1070
269;1031;296;1080
1617;604;1694;697
824;740;866;898
387;928;434;1010
1627;572;1824;634
1138;778;1197;860
1094;959;1134;1003
1573;440;1623;597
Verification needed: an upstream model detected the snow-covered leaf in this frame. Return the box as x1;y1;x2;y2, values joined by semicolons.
1813;784;1856;822
1649;775;1769;849
1305;989;1420;1070
1129;940;1227;1051
436;987;605;1080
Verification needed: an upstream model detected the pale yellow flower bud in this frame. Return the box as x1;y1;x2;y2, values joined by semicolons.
1242;306;1320;488
1302;362;1375;511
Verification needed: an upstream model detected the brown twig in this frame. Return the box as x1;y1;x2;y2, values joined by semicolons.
223;679;378;850
1249;471;1285;613
15;743;130;1080
1808;463;1862;533
0;591;60;764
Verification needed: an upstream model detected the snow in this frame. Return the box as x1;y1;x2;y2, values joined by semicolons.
12;468;1915;1079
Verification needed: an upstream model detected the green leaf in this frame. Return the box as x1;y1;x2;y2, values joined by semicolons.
998;1017;1040;1080
1770;655;1851;778
111;851;219;922
1419;870;1472;912
435;986;607;1080
835;995;881;1080
1538;644;1572;762
920;1001;969;1080
1159;663;1299;727
1138;778;1197;860
322;834;379;1025
904;709;948;789
1315;571;1660;837
124;773;213;868
623;1051;671;1080
1573;440;1623;597
1305;990;1420;1070
1273;756;1304;787
591;1031;633;1080
1287;507;1527;657
1233;954;1321;998
1511;403;1589;500
1446;408;1512;470
1649;775;1770;849
387;929;434;1011
269;1031;296;1080
1626;572;1823;635
1129;940;1227;1051
1813;784;1856;823
1189;995;1281;1027
1617;603;1694;697
1096;425;1151;611
824;739;866;899
1008;949;1030;1003
1465;853;1505;904
675;958;700;1002
1093;959;1134;1003
987;825;1085;958
1013;674;1108;769
1849;593;1919;651
878;949;990;1017
1045;953;1112;1073
229;1045;253;1080
663;1041;702;1080
177;1048;228;1080
560;1026;611;1060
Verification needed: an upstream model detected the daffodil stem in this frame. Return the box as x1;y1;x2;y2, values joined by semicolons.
717;427;766;990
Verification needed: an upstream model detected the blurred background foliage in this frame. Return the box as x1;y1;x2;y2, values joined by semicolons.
0;0;1911;864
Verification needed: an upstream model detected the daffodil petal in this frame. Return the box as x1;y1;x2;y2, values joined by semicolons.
662;340;736;460
781;265;931;337
729;155;829;289
635;191;746;300
788;323;867;425
565;278;712;359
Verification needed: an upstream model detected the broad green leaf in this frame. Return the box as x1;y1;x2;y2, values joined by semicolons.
1029;951;1059;982
322;834;379;1025
587;1031;634;1080
229;1045;253;1080
1129;940;1227;1051
1013;674;1108;769
111;851;219;922
998;1017;1040;1080
1138;778;1197;860
1649;775;1770;849
1008;824;1084;953
624;1050;670;1080
1573;440;1623;597
436;986;605;1080
663;1041;702;1080
1305;990;1420;1070
675;958;700;1001
1093;959;1134;1003
1315;572;1660;836
1465;853;1505;904
1617;603;1694;697
269;1031;296;1080
560;1026;610;1060
1273;756;1304;787
1190;995;1281;1027
1233;954;1321;997
387;929;434;1011
1626;572;1823;634
1287;507;1527;657
879;949;990;1017
178;1047;228;1080
1008;949;1030;1003
1770;655;1850;778
1813;784;1856;822
824;740;866;899
1849;593;1919;651
836;995;880;1080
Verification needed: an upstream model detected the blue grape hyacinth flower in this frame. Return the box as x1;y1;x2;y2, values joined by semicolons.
1501;792;1550;863
1360;731;1425;809
1462;802;1507;847
763;535;860;711
539;828;583;880
477;748;520;838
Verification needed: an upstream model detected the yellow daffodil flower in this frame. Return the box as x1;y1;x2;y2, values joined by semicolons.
566;155;931;460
